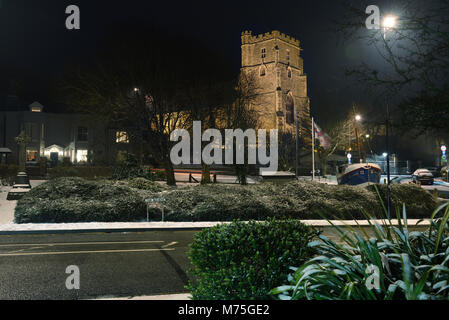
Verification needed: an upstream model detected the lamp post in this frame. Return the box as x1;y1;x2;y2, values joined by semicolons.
354;114;362;163
381;15;397;219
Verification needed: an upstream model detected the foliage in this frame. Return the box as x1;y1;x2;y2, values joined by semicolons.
47;166;113;180
0;164;18;186
111;153;152;180
272;195;449;300
337;0;449;135
187;219;319;300
127;177;166;192
14;177;146;223
150;181;437;221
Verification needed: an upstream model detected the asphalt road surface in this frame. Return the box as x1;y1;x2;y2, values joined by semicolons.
0;230;198;300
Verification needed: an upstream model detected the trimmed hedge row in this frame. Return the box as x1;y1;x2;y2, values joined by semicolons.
14;178;438;223
187;220;319;300
15;177;147;223
153;181;437;221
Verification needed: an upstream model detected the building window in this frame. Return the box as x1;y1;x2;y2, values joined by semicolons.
287;68;292;78
116;131;130;144
261;48;266;59
77;127;88;141
287;50;290;63
26;149;38;162
76;149;88;163
259;65;266;77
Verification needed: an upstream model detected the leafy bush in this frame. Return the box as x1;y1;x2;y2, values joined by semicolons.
15;177;146;223
187;220;319;300
272;201;449;300
127;178;166;192
48;166;113;180
0;164;18;185
111;153;152;180
151;169;167;181
150;181;437;221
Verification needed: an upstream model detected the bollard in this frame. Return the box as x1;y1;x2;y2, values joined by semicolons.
213;173;217;183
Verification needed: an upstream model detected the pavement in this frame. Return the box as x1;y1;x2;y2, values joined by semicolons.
0;230;196;300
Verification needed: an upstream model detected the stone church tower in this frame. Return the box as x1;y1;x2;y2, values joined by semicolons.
241;30;311;139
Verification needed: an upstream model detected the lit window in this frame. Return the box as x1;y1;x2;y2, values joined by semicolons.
26;149;38;162
76;150;88;163
261;48;266;59
77;127;88;141
116;131;130;143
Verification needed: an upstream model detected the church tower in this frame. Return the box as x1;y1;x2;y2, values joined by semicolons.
241;30;311;138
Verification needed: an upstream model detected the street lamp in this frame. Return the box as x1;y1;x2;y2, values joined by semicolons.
382;15;397;30
354;114;362;163
381;14;397;219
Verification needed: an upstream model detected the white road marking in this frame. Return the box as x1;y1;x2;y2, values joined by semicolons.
161;241;178;248
0;240;164;247
0;248;175;257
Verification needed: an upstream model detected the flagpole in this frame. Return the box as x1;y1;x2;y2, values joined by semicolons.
312;117;315;181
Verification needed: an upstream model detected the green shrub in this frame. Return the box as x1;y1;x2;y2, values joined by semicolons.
48;166;113;180
186;220;319;300
150;181;437;221
0;164;18;185
127;178;166;192
272;201;449;300
15;177;146;223
111;153;152;180
151;169;167;181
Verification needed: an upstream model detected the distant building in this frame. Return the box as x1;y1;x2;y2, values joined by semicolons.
0;96;138;166
240;30;311;140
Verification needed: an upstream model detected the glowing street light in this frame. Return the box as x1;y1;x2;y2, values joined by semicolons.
382;15;397;30
365;134;370;139
355;114;362;121
383;152;388;157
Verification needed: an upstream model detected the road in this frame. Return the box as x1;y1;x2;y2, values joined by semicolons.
0;230;197;300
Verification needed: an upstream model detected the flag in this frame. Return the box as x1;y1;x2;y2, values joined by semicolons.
313;120;331;149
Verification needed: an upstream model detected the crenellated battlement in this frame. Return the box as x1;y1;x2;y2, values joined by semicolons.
241;30;300;47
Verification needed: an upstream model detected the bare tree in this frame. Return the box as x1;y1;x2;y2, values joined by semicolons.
336;0;449;135
60;26;220;185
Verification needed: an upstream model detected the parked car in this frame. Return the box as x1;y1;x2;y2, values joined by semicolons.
412;168;434;185
425;166;441;178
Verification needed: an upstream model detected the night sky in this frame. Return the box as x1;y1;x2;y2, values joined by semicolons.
0;0;402;124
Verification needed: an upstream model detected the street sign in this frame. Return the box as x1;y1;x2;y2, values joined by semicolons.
441;145;447;152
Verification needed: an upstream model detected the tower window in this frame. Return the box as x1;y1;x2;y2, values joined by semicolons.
259;66;266;77
261;48;266;59
287;50;290;63
287;68;292;78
